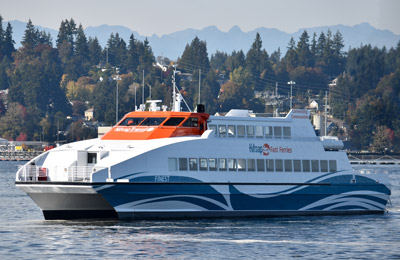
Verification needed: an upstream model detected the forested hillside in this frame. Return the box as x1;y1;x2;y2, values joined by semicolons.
0;16;399;152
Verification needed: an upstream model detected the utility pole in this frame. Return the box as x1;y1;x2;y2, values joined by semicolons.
106;48;108;65
57;121;59;143
198;69;201;104
142;70;145;105
114;68;121;124
134;85;137;111
287;81;296;110
324;90;328;136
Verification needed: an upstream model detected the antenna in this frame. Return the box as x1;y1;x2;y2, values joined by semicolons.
287;81;296;110
171;66;191;112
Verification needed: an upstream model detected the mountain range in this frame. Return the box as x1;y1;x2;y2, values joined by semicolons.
4;20;400;60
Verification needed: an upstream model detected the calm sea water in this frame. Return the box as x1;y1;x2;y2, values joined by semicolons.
1;161;399;259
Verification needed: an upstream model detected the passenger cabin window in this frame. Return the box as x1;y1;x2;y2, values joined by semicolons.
311;160;319;172
275;159;283;172
266;159;274;172
293;160;301;172
248;159;256;171
163;117;185;126
228;159;237;171
168;158;177;171
183;117;198;127
219;125;227;137
119;117;145;126
209;158;217;171
189;158;198;171
329;160;337;172
257;159;265;171
219;158;227;171
140;117;167;126
265;126;273;138
284;160;292;172
200;158;208;171
283;127;291;138
255;126;263;138
228;125;236;137
237;159;246;171
320;160;328;172
209;124;217;135
179;158;188;171
302;160;311;172
274;126;282;138
237;125;245;137
247;125;254;137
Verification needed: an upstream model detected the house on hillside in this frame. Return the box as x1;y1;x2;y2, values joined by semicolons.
85;108;94;121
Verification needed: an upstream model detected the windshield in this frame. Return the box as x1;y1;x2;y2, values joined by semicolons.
119;117;145;126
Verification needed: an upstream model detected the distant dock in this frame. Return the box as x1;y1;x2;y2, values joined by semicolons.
0;140;49;161
348;153;400;165
0;151;43;161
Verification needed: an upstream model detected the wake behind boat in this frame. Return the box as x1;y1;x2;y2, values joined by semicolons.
15;75;391;220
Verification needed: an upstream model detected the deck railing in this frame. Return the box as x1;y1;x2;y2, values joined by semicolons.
17;165;107;182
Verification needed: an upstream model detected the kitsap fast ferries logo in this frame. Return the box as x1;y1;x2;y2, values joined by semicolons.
249;143;292;155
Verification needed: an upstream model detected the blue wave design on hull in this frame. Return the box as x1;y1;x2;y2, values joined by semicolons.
95;175;390;213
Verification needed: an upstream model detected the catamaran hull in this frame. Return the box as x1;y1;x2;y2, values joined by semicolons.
16;180;391;220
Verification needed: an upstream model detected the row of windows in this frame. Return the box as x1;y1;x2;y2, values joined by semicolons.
119;117;199;127
168;158;337;173
208;125;291;139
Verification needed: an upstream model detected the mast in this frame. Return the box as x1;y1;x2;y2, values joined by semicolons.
172;66;181;112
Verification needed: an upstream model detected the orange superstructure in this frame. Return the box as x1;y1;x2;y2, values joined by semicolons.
101;111;209;140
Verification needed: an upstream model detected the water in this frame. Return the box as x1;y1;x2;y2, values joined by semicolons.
1;161;400;259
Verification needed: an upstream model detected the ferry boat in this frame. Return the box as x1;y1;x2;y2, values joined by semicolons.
15;77;391;220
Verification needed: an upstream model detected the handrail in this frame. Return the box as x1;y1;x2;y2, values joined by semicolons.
17;165;107;182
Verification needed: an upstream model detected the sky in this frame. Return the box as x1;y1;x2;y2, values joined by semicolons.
1;0;400;36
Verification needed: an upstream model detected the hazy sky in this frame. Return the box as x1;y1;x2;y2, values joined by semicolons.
2;0;400;35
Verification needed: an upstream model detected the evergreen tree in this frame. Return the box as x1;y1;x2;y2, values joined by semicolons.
0;15;4;59
296;30;312;67
316;32;326;62
21;19;38;50
91;78;115;124
56;18;77;47
179;36;210;73
225;50;245;72
9;44;71;117
106;33;127;68
210;51;228;72
270;47;281;65
310;32;317;62
88;37;102;66
330;30;345;76
57;19;79;79
126;34;139;72
75;24;90;75
201;70;220;113
246;32;263;77
283;37;298;71
346;45;385;97
260;49;274;84
0;57;11;90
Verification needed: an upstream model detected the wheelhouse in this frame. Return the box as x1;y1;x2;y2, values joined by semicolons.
101;111;209;140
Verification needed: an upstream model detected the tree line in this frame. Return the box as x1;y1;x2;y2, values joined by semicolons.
0;15;399;152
